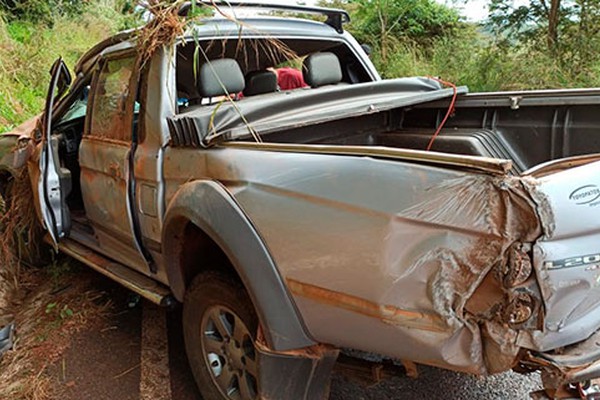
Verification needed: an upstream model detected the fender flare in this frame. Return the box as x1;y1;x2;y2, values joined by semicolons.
162;180;315;351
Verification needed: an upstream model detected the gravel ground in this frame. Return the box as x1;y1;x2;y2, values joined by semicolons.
330;366;542;400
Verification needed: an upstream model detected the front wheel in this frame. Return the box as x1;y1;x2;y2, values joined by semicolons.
183;271;260;400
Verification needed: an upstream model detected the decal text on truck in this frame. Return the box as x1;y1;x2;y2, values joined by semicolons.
569;184;600;206
545;253;600;270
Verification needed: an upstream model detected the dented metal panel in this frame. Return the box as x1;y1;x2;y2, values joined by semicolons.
161;144;544;375
79;138;148;272
520;160;600;352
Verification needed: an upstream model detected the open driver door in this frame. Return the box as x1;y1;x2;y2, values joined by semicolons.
38;57;72;246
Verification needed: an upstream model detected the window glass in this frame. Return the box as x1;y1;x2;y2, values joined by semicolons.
59;85;90;126
90;56;136;141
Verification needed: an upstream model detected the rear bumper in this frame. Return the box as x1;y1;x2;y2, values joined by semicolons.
527;329;600;387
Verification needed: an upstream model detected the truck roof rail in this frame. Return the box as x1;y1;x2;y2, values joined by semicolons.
178;1;351;33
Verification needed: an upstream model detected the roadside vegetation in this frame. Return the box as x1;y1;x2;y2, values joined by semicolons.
0;0;136;132
322;0;600;92
0;260;112;400
2;0;600;131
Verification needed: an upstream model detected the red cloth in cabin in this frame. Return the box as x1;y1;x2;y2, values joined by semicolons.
276;67;307;90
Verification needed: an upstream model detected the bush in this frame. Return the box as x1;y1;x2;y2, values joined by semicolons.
0;0;87;25
365;25;600;92
0;1;128;132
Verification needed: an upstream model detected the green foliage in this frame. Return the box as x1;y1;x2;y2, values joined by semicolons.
351;0;462;44
45;302;74;321
323;0;463;65
47;259;74;286
6;19;35;43
488;0;600;72
0;0;86;25
321;0;600;91
188;0;215;18
0;0;129;131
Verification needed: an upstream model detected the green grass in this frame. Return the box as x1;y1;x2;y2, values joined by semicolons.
3;3;600;134
0;2;131;132
368;28;600;92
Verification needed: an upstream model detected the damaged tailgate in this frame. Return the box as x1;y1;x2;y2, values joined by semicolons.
521;159;600;353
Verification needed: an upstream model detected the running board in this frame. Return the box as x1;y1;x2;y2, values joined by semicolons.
59;239;175;307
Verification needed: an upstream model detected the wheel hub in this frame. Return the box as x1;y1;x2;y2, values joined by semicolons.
224;340;245;371
201;305;258;399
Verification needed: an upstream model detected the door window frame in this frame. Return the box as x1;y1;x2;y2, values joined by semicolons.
85;50;140;145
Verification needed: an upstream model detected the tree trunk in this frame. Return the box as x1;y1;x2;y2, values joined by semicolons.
378;7;388;63
547;0;561;51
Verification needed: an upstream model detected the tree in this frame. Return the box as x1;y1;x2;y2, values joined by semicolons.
488;0;600;56
0;0;86;24
320;0;462;63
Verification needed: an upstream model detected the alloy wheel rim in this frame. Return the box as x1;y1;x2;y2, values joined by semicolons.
200;305;258;400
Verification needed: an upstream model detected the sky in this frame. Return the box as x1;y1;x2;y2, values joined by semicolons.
440;0;530;21
238;0;530;22
442;1;490;21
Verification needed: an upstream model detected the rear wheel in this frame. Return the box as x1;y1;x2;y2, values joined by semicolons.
183;271;260;400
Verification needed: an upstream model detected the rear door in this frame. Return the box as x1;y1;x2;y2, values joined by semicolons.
78;52;149;271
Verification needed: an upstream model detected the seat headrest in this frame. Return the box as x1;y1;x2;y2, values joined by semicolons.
243;70;278;96
302;52;343;88
198;58;245;98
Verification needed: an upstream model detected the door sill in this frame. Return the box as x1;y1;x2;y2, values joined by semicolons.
58;238;174;307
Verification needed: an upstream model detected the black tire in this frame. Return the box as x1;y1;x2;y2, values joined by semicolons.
183;271;260;400
0;179;52;268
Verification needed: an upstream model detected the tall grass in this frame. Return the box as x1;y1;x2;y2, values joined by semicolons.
0;2;131;132
370;27;600;92
3;4;600;134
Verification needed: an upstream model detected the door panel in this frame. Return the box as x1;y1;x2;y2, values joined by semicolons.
79;54;148;272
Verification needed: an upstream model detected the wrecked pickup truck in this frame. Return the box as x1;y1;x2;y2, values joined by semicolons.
3;2;600;399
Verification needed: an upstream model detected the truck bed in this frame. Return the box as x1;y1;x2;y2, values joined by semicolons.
169;81;600;175
252;88;600;174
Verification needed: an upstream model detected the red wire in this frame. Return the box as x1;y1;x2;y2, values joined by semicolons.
425;76;458;151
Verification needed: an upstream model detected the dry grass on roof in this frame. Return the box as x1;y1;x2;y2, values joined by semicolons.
137;0;300;69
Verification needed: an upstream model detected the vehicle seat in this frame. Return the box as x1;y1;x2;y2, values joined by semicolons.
198;58;245;101
243;70;278;96
302;52;343;88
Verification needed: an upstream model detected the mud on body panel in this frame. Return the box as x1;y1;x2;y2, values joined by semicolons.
397;174;545;375
227;145;547;376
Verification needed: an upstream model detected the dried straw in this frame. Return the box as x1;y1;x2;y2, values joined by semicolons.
137;1;188;68
137;1;301;82
0;266;113;400
0;167;42;325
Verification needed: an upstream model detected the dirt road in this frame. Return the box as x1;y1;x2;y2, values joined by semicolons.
41;271;542;400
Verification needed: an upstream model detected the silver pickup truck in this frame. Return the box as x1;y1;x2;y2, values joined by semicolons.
2;2;600;399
